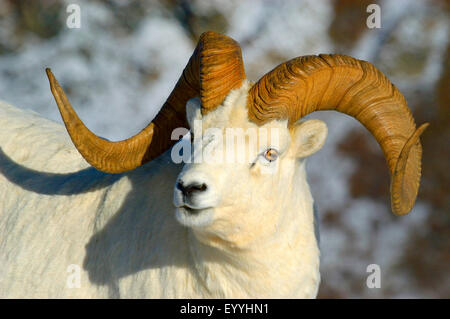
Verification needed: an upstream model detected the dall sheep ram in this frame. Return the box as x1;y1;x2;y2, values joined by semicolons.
0;32;428;298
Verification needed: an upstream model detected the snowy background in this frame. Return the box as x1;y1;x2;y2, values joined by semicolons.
0;0;448;298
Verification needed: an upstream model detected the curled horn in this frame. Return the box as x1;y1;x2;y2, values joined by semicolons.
247;54;428;216
47;31;246;173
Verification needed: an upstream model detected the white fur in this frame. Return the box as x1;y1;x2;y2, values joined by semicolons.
0;82;324;298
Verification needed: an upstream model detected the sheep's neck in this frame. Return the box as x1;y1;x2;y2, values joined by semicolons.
186;180;320;298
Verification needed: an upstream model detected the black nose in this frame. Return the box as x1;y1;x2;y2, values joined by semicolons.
176;181;207;197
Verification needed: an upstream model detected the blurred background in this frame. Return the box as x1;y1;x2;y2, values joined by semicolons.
0;0;448;298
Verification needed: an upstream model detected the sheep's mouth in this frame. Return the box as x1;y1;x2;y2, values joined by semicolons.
180;205;202;215
175;206;214;227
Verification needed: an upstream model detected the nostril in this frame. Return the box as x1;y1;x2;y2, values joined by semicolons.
195;183;207;192
177;180;208;196
185;182;207;195
176;181;185;192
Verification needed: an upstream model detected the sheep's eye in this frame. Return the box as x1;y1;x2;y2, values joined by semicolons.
264;148;279;162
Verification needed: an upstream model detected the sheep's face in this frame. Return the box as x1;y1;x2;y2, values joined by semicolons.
173;82;327;248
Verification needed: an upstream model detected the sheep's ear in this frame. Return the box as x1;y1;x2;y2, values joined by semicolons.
186;97;202;128
290;120;328;158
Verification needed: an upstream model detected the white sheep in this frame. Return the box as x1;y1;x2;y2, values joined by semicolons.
0;32;427;298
